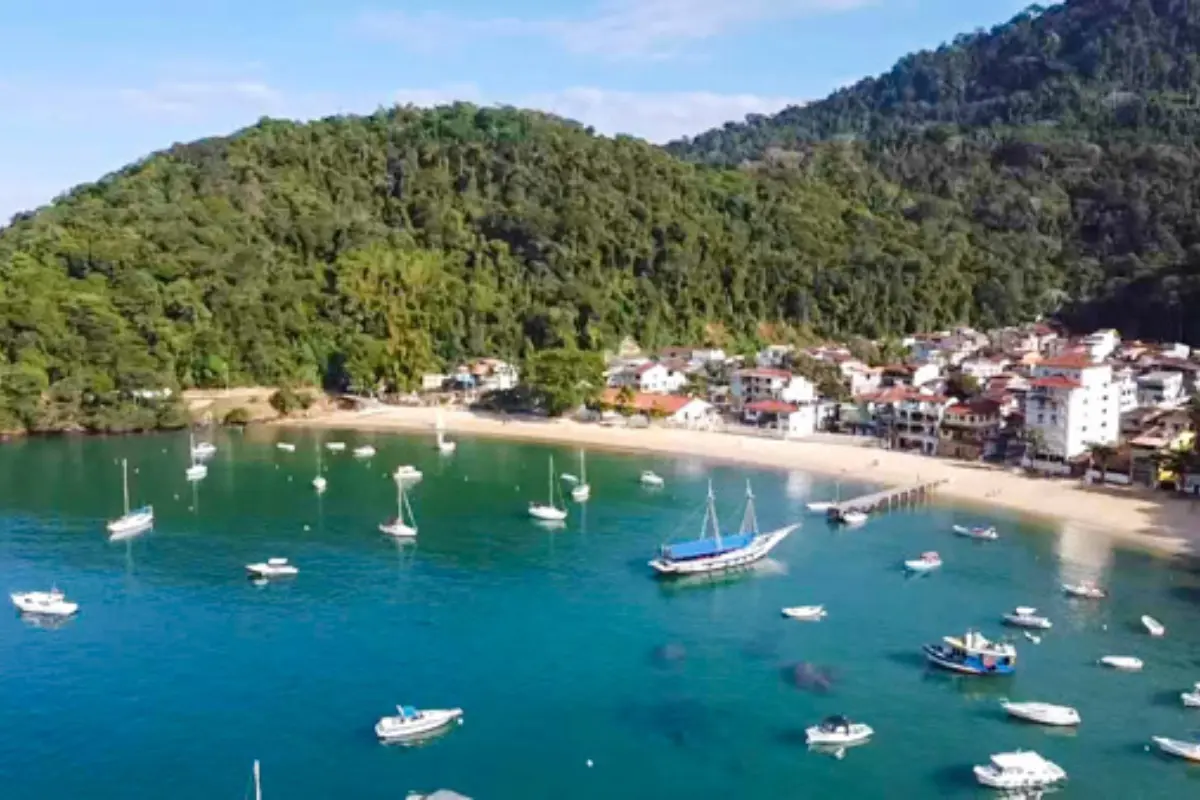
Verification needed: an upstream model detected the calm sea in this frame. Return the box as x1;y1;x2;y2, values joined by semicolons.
0;430;1198;799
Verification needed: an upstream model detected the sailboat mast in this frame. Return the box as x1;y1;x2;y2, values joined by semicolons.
702;480;722;545
548;457;555;504
739;481;759;535
253;760;262;800
121;458;130;515
580;451;586;484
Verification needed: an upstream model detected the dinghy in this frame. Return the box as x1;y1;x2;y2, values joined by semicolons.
1000;701;1080;727
805;716;872;746
1141;615;1166;637
1062;581;1106;599
353;445;376;459
840;509;868;526
782;605;827;621
1099;655;1143;671
570;451;591;502
1002;607;1052;630
973;751;1066;790
953;524;998;540
276;442;296;452
325;441;346;452
394;465;423;482
904;552;942;572
1151;736;1200;762
640;470;665;487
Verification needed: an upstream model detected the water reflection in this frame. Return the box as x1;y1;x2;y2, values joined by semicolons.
1054;519;1115;587
784;471;813;501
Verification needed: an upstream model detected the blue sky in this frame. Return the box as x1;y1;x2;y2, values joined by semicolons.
1;0;1027;221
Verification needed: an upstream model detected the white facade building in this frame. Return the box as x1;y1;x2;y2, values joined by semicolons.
960;357;1010;382
1024;353;1120;472
1113;366;1139;414
755;345;795;369
730;369;814;409
1081;329;1120;361
743;400;816;438
1136;370;1185;408
609;362;686;395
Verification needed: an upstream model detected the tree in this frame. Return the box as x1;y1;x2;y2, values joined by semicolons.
1085;442;1118;477
1022;427;1047;462
523;349;604;416
223;407;252;426
945;373;981;400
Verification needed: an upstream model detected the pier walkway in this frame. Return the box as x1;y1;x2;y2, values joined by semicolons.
827;479;947;521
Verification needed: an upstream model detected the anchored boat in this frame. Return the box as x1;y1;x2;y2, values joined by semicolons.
10;588;79;617
1002;607;1052;630
923;630;1017;676
375;705;464;743
953;524;998;541
973;751;1066;790
805;716;873;746
1000;701;1080;727
1151;736;1200;763
106;459;154;538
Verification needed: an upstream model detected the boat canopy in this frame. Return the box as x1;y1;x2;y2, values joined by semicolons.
820;715;851;731
662;532;754;561
267;558;288;566
991;752;1049;771
398;705;420;719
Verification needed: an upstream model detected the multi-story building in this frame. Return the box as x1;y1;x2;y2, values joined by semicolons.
1113;366;1139;413
1136;370;1185;408
730;369;815;410
755;344;795;369
937;399;1003;460
1023;353;1120;473
1081;329;1120;361
880;363;941;388
960;356;1010;383
609;362;686;395
863;388;954;455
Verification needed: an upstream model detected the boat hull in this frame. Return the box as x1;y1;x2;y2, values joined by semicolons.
246;564;298;578
805;724;872;746
1099;656;1143;671
904;560;941;572
106;510;154;538
380;521;417;538
1062;583;1105;599
570;485;591;502
528;504;567;522
1152;736;1200;762
1001;702;1080;727
1002;614;1052;629
650;525;796;576
11;594;78;617
973;766;1065;790
782;606;826;621
953;525;998;540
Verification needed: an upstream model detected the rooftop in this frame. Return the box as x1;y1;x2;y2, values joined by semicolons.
736;368;792;379
745;399;800;414
601;389;695;414
1030;376;1082;390
1038;351;1096;369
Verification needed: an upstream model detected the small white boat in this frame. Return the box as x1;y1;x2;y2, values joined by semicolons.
1179;682;1200;708
375;705;464;742
1001;701;1080;727
904;551;942;572
953;524;998;540
640;470;664;487
1099;655;1143;671
529;456;568;521
1141;615;1165;637
805;501;833;513
435;409;457;454
380;476;418;538
246;557;298;578
191;440;217;460
1003;607;1052;630
185;462;208;481
782;605;827;621
106;459;154;537
1062;581;1106;599
570;452;591;503
353;445;376;459
840;509;868;526
1151;736;1200;762
325;441;346;452
276;442;296;452
805;716;872;746
394;465;423;482
11;588;79;617
973;751;1066;790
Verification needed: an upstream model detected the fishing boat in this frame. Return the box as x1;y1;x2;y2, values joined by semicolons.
10;588;79;617
106;459;154;537
570;451;591;502
353;445;376;459
1062;581;1106;599
1099;655;1143;671
185;432;208;481
953;524;998;540
375;705;464;742
276;442;296;452
435;409;457;454
1181;682;1200;708
380;476;418;538
325;441;346;452
649;481;797;576
973;751;1066;790
245;557;298;579
640;470;665;487
394;465;423;482
1151;736;1200;762
805;501;833;513
782;605;827;621
923;630;1017;676
1002;607;1052;630
529;456;568;521
1142;615;1166;637
805;716;873;746
904;552;942;572
1000;701;1081;727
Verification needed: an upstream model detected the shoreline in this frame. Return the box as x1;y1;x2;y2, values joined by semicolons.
278;406;1199;559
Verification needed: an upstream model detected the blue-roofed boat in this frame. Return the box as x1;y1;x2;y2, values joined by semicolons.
923;630;1017;676
649;481;797;576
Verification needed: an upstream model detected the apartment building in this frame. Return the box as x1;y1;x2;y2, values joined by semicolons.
1023;352;1120;473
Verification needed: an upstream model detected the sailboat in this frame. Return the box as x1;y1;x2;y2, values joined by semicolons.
380;475;418;537
185;432;208;481
106;459;154;537
252;760;262;800
435;409;457;454
528;456;568;521
649;481;797;576
571;451;591;502
313;447;327;493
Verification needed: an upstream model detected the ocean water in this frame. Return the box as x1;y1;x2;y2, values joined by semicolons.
0;429;1199;799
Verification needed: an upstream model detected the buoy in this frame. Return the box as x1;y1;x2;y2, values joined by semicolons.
303;524;310;531
586;759;593;768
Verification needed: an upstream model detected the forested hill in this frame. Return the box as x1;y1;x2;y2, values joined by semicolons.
668;0;1200;347
0;104;1014;433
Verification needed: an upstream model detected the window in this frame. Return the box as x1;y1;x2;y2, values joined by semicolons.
1037;414;1044;424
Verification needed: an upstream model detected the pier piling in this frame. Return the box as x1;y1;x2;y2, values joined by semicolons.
827;479;947;521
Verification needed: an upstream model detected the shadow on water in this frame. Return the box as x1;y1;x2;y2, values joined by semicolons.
1151;688;1184;708
884;650;927;669
616;697;711;749
780;662;836;694
1168;584;1200;605
773;727;810;747
927;763;977;794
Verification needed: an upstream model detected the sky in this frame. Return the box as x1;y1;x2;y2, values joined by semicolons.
0;0;1029;222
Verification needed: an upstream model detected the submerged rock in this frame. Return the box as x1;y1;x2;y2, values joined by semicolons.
649;642;687;667
782;662;835;694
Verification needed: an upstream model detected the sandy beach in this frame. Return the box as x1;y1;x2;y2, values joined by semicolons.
280;406;1200;557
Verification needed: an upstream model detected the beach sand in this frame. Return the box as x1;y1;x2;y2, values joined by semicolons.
280;406;1200;557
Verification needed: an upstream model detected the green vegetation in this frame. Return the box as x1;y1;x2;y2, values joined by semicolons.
523;348;605;416
269;387;315;416
222;407;252;426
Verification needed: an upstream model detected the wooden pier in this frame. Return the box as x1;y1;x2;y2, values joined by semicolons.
827;479;947;521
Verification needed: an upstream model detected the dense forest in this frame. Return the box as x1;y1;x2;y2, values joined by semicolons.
669;0;1200;344
3;0;1199;433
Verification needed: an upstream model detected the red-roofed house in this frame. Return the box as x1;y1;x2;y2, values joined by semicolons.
938;399;1004;460
1023;350;1119;473
601;389;714;426
742;399;817;437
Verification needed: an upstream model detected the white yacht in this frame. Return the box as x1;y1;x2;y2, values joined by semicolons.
375;705;464;742
782;605;827;621
904;552;942;572
570;451;591;502
11;588;79;617
805;716;873;746
1141;615;1165;637
325;441;346;452
1099;655;1143;671
1181;682;1200;708
394;465;423;482
529;456;568;522
1062;581;1106;599
276;442;296;452
1000;701;1081;727
353;445;376;459
1002;607;1052;630
973;751;1066;790
106;459;154;537
246;558;298;579
639;470;664;487
435;409;457;454
380;476;418;538
953;524;998;540
1151;736;1200;762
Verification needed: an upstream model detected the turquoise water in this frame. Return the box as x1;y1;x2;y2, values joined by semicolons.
1;431;1199;799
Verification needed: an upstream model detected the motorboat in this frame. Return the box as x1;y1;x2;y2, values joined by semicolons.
923;630;1017;676
805;501;833;513
782;605;827;621
353;445;376;459
1000;701;1081;727
570;451;591;503
1151;736;1200;762
1141;615;1166;637
973;751;1066;790
276;442;296;452
805;716;873;746
1062;581;1106;599
839;509;868;526
953;524;998;541
325;441;346;452
246;558;298;578
375;705;464;742
106;458;154;537
11;588;79;617
904;551;942;572
640;470;665;487
394;465;423;482
650;481;797;576
1099;655;1143;671
435;409;457;454
528;456;568;522
1181;682;1200;708
191;440;217;460
380;476;418;538
1002;607;1052;630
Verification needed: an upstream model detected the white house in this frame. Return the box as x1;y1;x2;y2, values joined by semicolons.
731;369;814;409
881;363;941;388
960;356;1010;382
1023;352;1120;473
460;358;519;391
743;399;816;438
609;362;686;395
600;390;714;427
1113;366;1139;414
1081;329;1120;361
1136;370;1185;408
